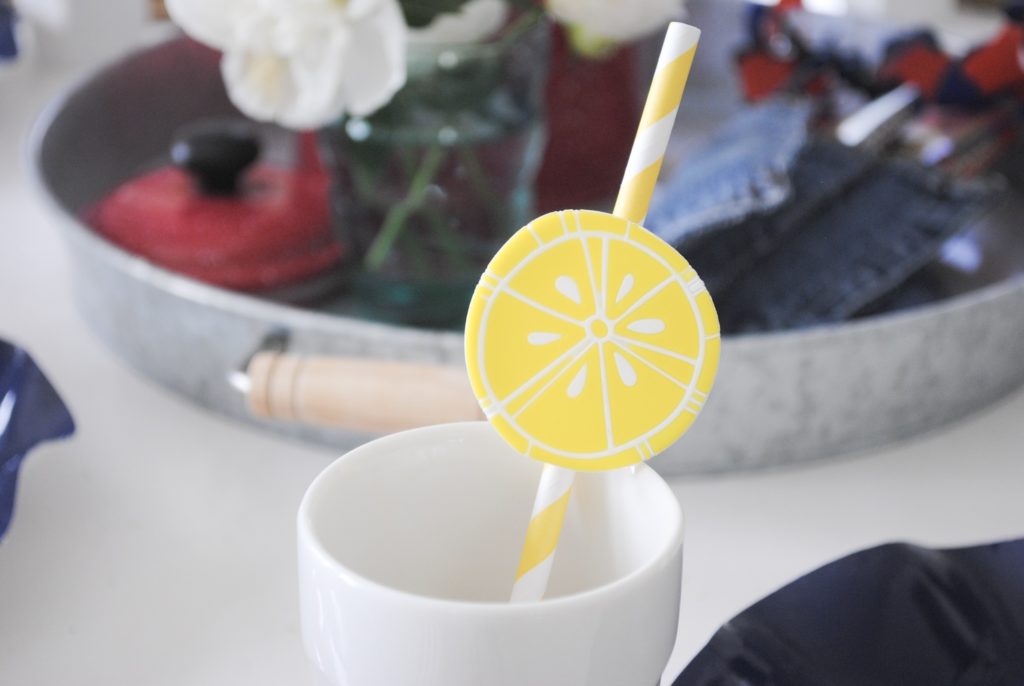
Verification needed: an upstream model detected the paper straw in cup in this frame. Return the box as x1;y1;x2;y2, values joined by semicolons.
510;464;576;602
508;22;702;603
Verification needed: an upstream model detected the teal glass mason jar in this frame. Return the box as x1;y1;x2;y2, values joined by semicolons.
320;14;551;329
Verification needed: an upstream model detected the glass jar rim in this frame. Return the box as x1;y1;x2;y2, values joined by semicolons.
406;10;550;64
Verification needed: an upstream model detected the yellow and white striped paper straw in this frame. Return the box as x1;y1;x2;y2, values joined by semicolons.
510;22;701;603
509;464;576;602
614;22;701;225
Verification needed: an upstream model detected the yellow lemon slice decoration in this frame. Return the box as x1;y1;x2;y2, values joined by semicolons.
465;209;720;471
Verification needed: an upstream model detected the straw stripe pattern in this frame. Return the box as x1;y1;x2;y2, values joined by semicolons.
509;464;575;602
510;22;701;603
613;23;700;225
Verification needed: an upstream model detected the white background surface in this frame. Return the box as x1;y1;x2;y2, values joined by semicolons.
2;61;1024;686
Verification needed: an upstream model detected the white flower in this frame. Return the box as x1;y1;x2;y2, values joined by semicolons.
408;0;509;46
166;0;408;129
544;0;684;42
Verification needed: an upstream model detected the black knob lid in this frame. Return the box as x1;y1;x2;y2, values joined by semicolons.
171;121;261;196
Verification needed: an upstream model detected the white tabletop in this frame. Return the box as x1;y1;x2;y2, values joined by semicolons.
2;64;1024;686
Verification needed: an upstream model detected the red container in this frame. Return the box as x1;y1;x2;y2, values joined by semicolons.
537;28;642;213
88;126;343;297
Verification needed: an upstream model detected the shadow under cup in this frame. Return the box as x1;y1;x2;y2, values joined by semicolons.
298;422;684;686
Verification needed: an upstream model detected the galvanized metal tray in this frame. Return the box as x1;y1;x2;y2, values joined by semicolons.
29;17;1024;474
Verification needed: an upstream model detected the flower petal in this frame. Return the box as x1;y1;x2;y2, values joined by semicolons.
408;0;509;46
544;0;683;42
220;48;298;125
345;0;391;21
277;27;354;129
337;0;408;118
165;0;251;50
208;0;407;128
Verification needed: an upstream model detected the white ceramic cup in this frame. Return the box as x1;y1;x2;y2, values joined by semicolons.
297;422;684;686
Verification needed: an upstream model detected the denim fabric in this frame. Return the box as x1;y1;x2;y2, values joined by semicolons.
855;267;947;318
677;141;874;296
0;341;75;539
992;135;1024;189
646;98;814;246
713;152;996;333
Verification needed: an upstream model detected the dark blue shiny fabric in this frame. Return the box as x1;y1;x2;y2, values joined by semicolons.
0;340;75;539
0;4;17;60
673;538;1024;686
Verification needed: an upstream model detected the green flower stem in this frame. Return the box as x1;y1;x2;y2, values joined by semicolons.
394;146;449;272
348;158;380;198
400;225;430;274
457;145;501;211
498;8;545;50
363;144;446;272
424;202;472;270
396;143;473;272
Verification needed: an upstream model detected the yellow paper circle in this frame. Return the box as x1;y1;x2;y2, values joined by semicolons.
465;210;720;472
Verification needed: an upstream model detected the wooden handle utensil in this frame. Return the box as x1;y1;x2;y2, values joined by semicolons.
246;352;482;433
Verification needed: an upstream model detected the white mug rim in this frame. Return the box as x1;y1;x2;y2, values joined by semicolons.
298;421;685;614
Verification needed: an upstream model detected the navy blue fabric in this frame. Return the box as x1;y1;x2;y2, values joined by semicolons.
674;538;1024;686
0;5;17;60
0;341;75;539
936;63;986;107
